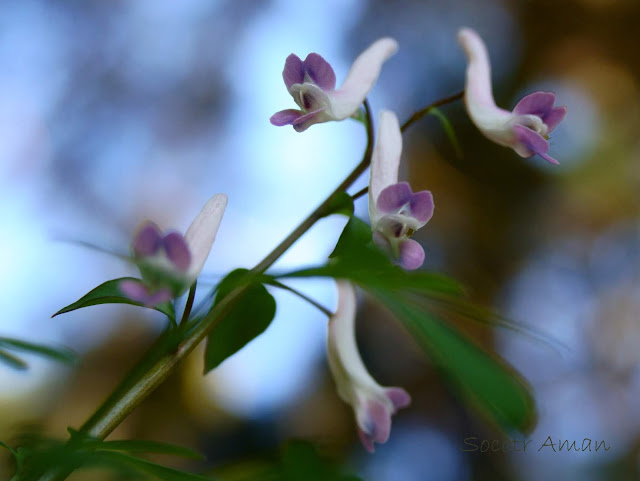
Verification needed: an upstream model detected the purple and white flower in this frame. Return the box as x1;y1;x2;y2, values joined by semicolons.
270;38;398;132
369;110;434;270
458;27;567;164
327;281;411;452
120;193;228;306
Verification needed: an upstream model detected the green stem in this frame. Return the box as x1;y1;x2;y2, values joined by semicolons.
267;280;333;317
400;90;464;132
35;99;374;481
180;281;197;327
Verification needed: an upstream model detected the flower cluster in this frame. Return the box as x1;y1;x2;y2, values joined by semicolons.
271;28;566;452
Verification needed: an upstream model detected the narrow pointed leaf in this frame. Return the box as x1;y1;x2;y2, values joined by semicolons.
279;217;463;296
0;338;76;364
52;278;175;321
0;349;27;370
91;450;216;481
429;107;463;159
96;440;203;460
371;289;536;433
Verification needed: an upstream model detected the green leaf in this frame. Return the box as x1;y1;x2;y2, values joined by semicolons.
371;288;536;433
429;107;463;159
321;192;354;218
0;440;17;458
0;338;76;365
204;269;277;373
0;349;27;370
95;440;203;460
52;278;175;321
279;441;363;481
279;217;463;296
90;451;216;481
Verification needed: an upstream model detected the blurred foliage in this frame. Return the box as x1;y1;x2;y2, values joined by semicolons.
280;216;536;433
0;338;76;371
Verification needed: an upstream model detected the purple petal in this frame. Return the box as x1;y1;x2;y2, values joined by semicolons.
376;182;412;214
512;124;549;156
283;54;304;90
270;109;303;126
132;222;162;257
358;428;376;453
538;152;560;165
408;191;434;224
362;400;392;445
162;232;191;272
145;288;173;306
303;53;336;91
119;279;148;301
386;387;411;411
292;107;326;132
513;91;556;117
399;239;425;270
543;105;567;133
119;280;172;307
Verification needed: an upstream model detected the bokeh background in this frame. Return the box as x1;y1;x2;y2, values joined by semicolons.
1;0;639;479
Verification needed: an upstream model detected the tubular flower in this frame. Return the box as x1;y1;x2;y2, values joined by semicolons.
368;110;434;270
458;27;567;164
120;193;228;306
327;281;411;452
270;38;398;132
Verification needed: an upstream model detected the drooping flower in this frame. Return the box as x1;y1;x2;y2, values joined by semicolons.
458;27;567;164
270;38;398;132
120;193;228;306
368;110;434;270
327;281;411;452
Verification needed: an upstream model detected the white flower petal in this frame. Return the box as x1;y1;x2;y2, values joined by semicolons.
458;27;515;147
329;38;398;120
184;193;228;280
327;281;379;404
368;110;402;225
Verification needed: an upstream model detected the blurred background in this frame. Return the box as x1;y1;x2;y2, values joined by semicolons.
1;0;639;479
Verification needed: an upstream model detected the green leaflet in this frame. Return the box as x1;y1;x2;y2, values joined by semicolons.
371;289;536;433
52;277;175;321
204;269;277;373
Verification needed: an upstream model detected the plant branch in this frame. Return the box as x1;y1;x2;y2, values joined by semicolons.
400;90;464;132
267;280;333;317
180;281;197;326
35;100;375;481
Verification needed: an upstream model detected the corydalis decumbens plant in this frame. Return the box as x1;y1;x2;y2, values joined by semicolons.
458;27;567;164
121;193;227;307
16;30;563;481
270;38;398;131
